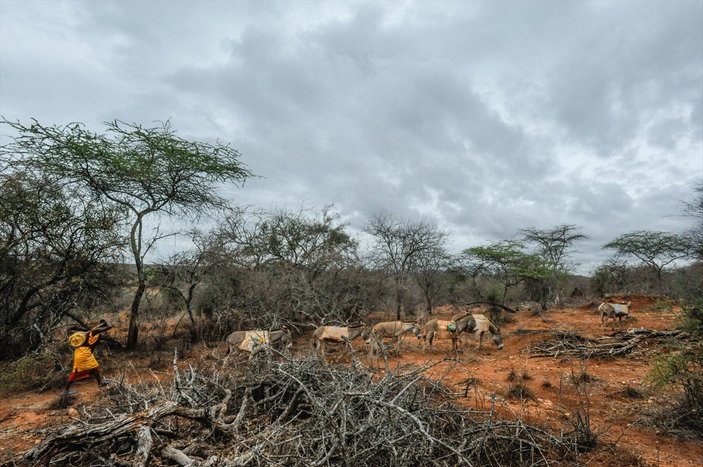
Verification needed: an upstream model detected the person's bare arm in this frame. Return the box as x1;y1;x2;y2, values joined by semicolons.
93;320;113;334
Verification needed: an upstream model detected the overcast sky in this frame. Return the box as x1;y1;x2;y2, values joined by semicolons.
1;0;702;274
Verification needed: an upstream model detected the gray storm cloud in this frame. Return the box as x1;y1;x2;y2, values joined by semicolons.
1;0;701;274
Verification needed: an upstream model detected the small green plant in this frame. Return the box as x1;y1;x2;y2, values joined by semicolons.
644;298;671;313
0;352;63;395
647;305;703;439
679;305;703;336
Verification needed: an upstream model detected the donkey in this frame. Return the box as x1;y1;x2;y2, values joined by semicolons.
225;327;292;359
369;321;423;352
312;324;370;359
451;312;479;335
469;314;504;350
422;312;478;353
599;301;631;331
423;313;472;353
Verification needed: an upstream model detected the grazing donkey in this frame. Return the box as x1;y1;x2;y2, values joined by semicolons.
225;327;292;359
370;321;423;352
469;314;504;350
312;324;370;359
599;301;631;331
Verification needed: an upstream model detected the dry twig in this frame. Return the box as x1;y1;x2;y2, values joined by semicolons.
527;329;686;359
23;352;587;466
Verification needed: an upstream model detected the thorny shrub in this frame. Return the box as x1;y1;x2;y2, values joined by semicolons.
22;352;601;466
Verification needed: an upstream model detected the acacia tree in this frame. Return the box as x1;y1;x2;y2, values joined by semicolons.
366;213;447;320
521;224;586;306
2;119;252;348
604;230;692;294
462;241;548;305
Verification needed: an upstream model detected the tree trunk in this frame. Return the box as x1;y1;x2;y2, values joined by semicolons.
186;283;199;342
127;279;145;349
423;289;433;315
186;303;198;343
656;267;665;296
550;274;560;307
127;214;146;349
395;284;402;321
393;271;403;320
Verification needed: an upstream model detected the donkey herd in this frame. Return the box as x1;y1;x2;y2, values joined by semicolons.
224;301;630;361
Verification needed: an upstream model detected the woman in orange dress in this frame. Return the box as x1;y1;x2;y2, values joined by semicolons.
64;319;113;394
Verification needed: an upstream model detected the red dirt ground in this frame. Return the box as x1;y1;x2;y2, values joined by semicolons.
359;297;703;466
2;295;702;466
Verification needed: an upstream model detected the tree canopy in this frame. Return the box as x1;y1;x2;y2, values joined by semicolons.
603;230;692;294
0;170;124;357
521;224;586;305
366;213;447;319
1;118;252;348
463;241;548;304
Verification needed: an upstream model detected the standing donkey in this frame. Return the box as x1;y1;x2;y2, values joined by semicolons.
423;312;477;353
312;324;370;360
369;321;423;353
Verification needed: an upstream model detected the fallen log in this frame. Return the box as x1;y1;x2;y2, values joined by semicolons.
23;401;223;466
134;425;152;467
161;445;197;467
25;402;172;465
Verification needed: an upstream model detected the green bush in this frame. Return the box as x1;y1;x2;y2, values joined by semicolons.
648;305;703;438
0;352;64;395
485;284;502;304
680;306;703;337
643;298;671;312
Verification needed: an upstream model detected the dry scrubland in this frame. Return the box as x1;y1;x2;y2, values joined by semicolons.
1;295;702;466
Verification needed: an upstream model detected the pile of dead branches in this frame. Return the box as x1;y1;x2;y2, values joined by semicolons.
24;352;589;466
527;329;687;359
